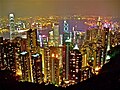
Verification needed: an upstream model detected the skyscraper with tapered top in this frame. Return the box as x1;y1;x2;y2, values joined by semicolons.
9;13;15;40
69;44;82;83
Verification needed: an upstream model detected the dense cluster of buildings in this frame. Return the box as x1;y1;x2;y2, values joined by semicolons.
0;14;120;86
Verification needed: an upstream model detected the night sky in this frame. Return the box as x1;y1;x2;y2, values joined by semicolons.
0;0;120;17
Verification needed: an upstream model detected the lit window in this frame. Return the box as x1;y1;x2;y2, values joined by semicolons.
75;77;78;79
73;74;75;77
73;65;75;67
76;69;78;72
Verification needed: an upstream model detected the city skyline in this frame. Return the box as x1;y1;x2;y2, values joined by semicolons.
0;0;120;17
0;0;120;88
0;6;120;88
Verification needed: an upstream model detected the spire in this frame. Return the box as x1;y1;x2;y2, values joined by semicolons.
98;16;101;22
97;16;101;27
73;44;79;50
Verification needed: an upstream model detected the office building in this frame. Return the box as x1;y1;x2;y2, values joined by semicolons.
53;23;60;46
9;13;15;40
63;20;70;44
0;37;4;69
44;47;50;82
49;47;60;85
69;44;82;83
27;29;37;53
31;53;43;83
48;31;54;46
20;51;31;82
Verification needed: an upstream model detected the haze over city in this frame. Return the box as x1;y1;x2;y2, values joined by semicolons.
0;0;120;17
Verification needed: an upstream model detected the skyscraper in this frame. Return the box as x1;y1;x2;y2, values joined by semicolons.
0;37;4;69
31;53;43;83
53;23;60;47
9;13;15;40
20;51;31;82
63;20;70;44
0;37;22;79
48;30;54;47
69;44;82;83
44;47;50;82
27;29;37;53
49;47;60;85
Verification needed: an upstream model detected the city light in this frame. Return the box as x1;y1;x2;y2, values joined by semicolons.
52;53;55;58
56;54;58;58
20;51;28;55
16;69;22;76
0;12;120;88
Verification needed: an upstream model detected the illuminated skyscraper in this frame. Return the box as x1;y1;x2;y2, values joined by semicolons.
44;48;50;82
9;13;15;40
42;35;48;47
43;43;62;84
0;38;21;76
20;38;28;51
31;53;43;83
101;27;109;64
27;29;41;82
59;34;63;46
12;38;22;79
64;39;71;80
27;29;37;53
0;37;4;69
63;20;70;44
97;16;102;38
97;16;102;28
20;51;31;82
38;34;43;47
69;44;82;83
62;45;66;80
27;29;36;82
48;31;54;46
105;27;111;63
5;41;17;73
49;47;60;85
53;23;60;46
44;46;64;84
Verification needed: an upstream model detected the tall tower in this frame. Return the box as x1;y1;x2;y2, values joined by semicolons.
20;51;31;82
27;29;38;82
63;20;71;80
9;13;15;40
31;53;43;83
44;48;50;82
97;16;101;27
0;37;4;69
69;44;82;83
49;47;60;85
27;29;37;52
53;23;59;47
48;31;54;46
65;39;71;80
63;20;70;44
97;16;102;36
102;26;111;64
105;27;111;63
